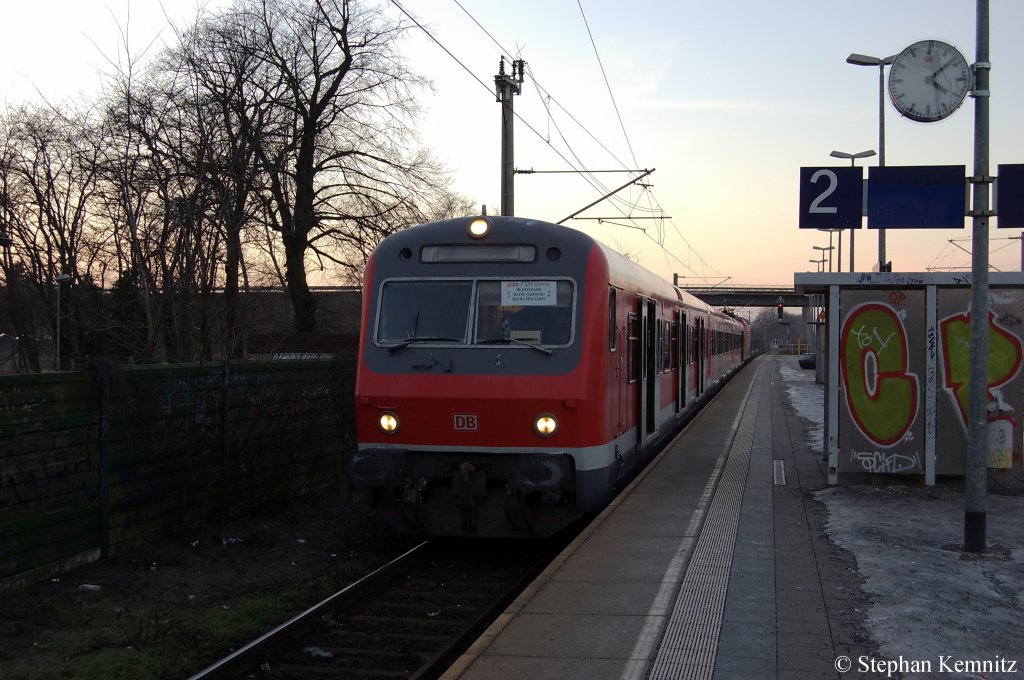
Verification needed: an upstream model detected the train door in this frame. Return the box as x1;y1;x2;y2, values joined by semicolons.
638;298;658;446
646;300;658;435
697;316;706;395
610;287;624;436
676;309;687;413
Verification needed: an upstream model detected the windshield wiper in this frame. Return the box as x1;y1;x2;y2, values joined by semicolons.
477;337;553;355
387;336;462;354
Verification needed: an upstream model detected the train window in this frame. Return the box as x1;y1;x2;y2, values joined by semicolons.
654;317;662;375
661;320;671;373
473;280;574;347
670;321;679;370
608;288;617;351
376;280;472;344
627;314;640;382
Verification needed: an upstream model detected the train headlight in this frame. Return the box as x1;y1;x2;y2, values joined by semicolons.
468;218;490;239
379;411;399;434
534;414;558;437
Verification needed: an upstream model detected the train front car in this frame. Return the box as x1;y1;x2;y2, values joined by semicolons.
346;216;612;537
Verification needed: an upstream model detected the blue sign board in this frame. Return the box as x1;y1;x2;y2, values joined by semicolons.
867;165;966;229
997;164;1024;228
798;166;864;229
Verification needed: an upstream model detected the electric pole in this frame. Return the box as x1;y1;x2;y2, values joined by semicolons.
495;56;524;217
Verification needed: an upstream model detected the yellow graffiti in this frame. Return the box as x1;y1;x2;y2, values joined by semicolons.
840;303;919;447
939;311;1024;425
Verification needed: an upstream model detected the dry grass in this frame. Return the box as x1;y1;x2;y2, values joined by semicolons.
0;494;415;680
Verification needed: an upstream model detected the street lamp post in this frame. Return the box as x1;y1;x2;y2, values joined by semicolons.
830;149;876;271
813;245;834;272
815;229;839;270
54;273;71;371
847;53;897;272
809;256;827;272
833;229;843;273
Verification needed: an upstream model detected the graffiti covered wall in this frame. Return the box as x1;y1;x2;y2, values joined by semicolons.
839;289;928;475
819;273;1024;481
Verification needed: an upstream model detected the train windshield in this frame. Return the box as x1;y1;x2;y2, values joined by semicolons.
474;280;574;347
376;278;574;348
376;280;473;344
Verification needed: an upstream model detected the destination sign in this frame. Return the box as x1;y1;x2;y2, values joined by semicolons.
501;280;557;306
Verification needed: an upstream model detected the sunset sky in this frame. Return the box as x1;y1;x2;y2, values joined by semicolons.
3;0;1023;287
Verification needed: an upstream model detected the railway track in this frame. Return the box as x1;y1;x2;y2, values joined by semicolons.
189;533;573;680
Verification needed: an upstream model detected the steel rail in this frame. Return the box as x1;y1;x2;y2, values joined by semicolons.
408;539;568;680
187;540;429;680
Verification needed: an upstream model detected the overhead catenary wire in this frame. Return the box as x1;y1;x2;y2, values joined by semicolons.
397;2;672;239
390;0;725;282
577;0;639;172
390;1;607;194
926;233;1019;272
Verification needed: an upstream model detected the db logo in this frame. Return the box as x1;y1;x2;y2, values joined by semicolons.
453;414;478;431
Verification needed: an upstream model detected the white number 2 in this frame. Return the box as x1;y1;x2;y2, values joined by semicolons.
808;169;839;214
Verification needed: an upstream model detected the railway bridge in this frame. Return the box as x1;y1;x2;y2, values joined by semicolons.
676;285;805;308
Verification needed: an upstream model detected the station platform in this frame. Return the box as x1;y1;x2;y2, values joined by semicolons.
441;354;864;680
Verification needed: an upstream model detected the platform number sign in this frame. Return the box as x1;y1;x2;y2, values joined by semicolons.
799;166;864;229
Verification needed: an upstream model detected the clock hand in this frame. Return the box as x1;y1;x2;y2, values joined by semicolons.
925;75;949;94
925;56;960;94
931;57;960;78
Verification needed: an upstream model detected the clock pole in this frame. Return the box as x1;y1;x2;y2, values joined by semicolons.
965;0;991;553
876;59;887;273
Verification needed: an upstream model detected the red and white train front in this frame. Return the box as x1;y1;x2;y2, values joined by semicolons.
345;215;744;537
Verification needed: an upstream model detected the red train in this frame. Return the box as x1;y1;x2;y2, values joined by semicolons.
345;215;748;537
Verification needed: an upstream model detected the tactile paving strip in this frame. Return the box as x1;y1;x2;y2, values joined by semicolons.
646;376;760;680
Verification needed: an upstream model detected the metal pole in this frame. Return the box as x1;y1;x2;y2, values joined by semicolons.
500;86;515;217
878;61;887;271
965;0;990;553
850;226;855;271
557;169;654;224
849;156;856;271
54;274;70;370
54;282;61;371
495;58;524;217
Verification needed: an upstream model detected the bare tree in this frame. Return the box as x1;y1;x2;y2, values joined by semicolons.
166;13;279;355
0;105;102;369
0;0;474;369
326;190;476;286
206;0;447;331
96;26;248;362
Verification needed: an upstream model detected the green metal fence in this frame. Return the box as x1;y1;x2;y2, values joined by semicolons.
0;358;354;585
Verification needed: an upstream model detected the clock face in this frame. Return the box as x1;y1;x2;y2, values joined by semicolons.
888;40;971;122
